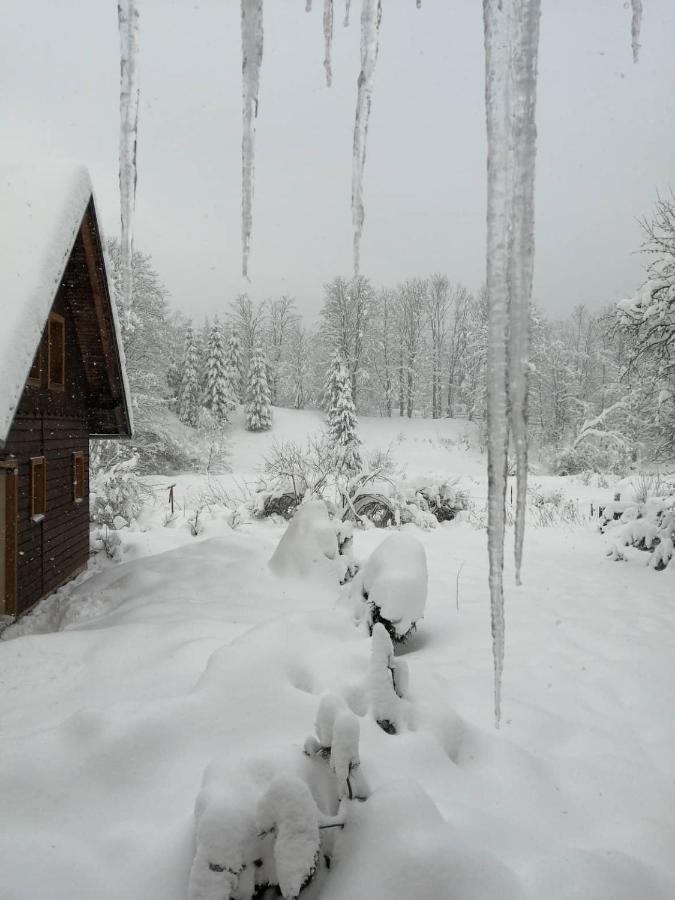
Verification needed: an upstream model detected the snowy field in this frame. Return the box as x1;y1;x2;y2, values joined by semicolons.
2;411;674;899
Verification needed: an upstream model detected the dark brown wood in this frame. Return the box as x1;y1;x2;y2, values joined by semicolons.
1;463;18;616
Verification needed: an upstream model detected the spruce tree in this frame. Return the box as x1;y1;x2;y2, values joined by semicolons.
224;331;243;403
327;358;362;473
322;350;344;412
203;320;236;423
177;324;201;427
246;345;272;431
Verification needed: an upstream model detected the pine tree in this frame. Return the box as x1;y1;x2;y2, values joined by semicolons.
177;324;201;427
224;331;243;403
327;357;362;473
246;345;272;431
203;319;236;423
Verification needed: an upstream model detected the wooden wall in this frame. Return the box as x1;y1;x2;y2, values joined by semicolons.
2;248;92;615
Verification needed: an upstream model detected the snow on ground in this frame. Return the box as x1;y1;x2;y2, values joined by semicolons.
2;411;674;899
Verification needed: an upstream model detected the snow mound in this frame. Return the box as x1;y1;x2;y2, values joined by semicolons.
323;780;522;900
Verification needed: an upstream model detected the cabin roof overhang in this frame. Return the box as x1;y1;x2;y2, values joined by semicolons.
0;163;133;447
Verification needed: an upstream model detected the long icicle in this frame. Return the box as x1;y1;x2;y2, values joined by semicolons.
483;0;512;730
344;0;352;27
241;0;264;279
351;0;382;277
508;0;540;587
630;0;643;63
117;0;140;323
324;0;334;86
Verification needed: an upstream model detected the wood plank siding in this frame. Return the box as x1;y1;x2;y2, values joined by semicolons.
1;239;92;615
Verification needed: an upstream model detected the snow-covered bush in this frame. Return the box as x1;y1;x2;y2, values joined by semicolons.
553;442;631;477
257;774;321;899
330;711;363;800
368;624;408;734
89;442;146;528
605;496;675;571
354;533;428;642
268;500;343;580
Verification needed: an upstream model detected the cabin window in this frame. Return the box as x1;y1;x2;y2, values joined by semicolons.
31;457;47;520
48;313;65;391
27;344;42;387
72;451;85;503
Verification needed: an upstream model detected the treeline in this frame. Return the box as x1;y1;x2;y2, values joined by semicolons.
107;189;674;471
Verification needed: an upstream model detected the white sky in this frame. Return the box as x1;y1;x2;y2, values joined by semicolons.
2;1;674;322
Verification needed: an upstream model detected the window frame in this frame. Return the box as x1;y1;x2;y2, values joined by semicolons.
30;456;47;522
47;312;66;392
72;451;85;503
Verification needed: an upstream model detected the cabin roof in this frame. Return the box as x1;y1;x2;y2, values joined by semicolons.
0;163;133;445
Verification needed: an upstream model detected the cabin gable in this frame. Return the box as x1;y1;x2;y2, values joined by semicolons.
0;168;132;618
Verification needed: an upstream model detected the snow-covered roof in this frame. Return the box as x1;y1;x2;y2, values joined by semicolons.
0;163;132;444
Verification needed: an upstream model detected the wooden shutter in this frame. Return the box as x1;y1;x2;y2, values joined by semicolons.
48;313;65;390
31;457;47;519
73;451;85;502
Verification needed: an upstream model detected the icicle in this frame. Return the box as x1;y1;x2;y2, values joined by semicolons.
241;0;264;279
323;0;334;87
306;0;312;11
117;0;140;320
416;0;421;8
344;0;352;27
630;0;643;63
508;0;540;588
483;0;541;728
351;0;382;277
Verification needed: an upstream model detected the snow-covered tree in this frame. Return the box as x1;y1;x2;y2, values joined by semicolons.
246;344;272;431
319;275;375;407
288;324;310;409
203;319;236;424
326;356;362;473
224;330;243;404
617;192;675;460
178;324;201;427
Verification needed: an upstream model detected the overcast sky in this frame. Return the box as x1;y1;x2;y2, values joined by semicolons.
2;1;674;322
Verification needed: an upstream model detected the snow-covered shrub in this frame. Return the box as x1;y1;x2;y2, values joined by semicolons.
189;776;259;900
89;442;146;528
528;483;584;527
257;774;320;900
309;692;347;757
91;525;123;561
329;711;363;800
553;442;631;477
129;420;205;474
268;500;340;579
368;624;408;734
354;534;428;642
605;498;675;571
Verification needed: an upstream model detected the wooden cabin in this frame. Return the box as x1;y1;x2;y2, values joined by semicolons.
0;165;132;619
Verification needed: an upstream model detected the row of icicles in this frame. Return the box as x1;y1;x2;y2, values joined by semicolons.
116;0;644;727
